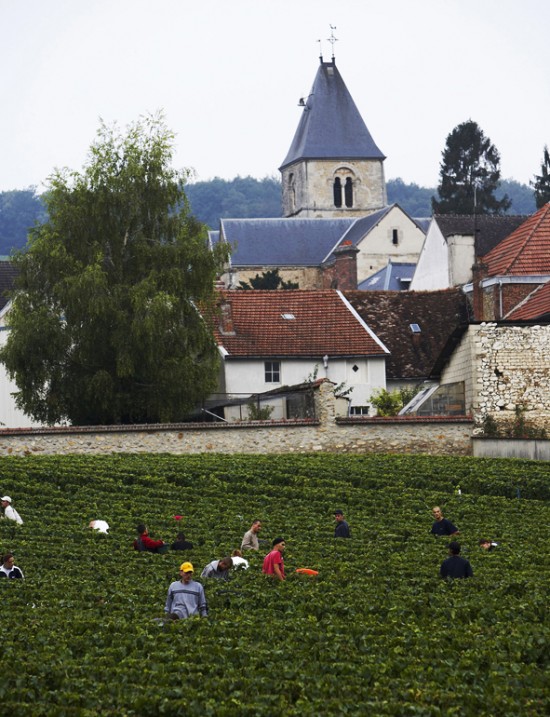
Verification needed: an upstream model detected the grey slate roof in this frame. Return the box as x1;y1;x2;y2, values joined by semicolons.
434;214;528;257
0;260;18;312
359;262;417;291
280;60;385;170
219;218;355;267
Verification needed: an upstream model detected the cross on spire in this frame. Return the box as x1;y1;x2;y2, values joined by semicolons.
327;25;338;60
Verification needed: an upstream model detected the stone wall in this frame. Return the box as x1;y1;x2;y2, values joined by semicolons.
441;323;550;431
0;380;473;457
473;323;550;428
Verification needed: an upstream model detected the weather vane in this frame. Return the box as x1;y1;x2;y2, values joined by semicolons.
327;25;338;60
317;37;323;61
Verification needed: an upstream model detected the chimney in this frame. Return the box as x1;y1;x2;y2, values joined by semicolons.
472;262;488;321
219;299;235;335
333;240;359;290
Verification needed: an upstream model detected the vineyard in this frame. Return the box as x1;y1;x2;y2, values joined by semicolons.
1;453;549;716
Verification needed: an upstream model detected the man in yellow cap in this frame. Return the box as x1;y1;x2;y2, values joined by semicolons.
164;562;208;620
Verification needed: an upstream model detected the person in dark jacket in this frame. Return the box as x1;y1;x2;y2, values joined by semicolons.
431;506;459;537
171;532;194;551
0;552;24;579
440;542;473;579
334;510;351;538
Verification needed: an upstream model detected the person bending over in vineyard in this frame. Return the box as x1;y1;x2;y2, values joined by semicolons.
0;552;24;579
1;496;23;525
201;557;233;580
440;542;473;579
430;507;459;537
334;510;351;538
171;532;194;551
479;539;498;551
262;538;286;581
133;524;169;553
241;519;262;551
231;549;249;570
164;562;208;620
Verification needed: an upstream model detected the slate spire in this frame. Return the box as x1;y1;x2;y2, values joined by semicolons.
280;59;385;170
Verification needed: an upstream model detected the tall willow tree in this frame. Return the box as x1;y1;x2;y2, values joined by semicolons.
0;115;229;425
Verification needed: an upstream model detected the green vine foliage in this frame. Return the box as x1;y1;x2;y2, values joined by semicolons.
0;453;549;715
370;385;422;416
246;401;275;421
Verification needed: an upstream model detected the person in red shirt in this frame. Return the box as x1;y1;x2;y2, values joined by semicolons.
133;524;168;553
262;537;286;581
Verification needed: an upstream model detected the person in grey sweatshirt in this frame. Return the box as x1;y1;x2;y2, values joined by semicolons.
164;562;208;620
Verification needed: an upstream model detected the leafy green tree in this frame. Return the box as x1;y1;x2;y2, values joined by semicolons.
531;145;550;209
238;268;298;290
387;178;434;217
0;115;229;426
186;175;282;228
432;120;511;215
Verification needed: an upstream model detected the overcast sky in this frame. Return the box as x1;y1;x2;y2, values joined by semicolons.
2;0;549;193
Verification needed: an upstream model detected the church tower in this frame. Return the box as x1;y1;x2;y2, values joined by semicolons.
280;57;387;218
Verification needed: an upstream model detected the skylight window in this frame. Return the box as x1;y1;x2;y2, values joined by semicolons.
410;323;421;333
281;313;296;320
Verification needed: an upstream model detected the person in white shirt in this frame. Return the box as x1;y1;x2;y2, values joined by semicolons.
89;519;110;534
231;549;249;569
1;496;23;525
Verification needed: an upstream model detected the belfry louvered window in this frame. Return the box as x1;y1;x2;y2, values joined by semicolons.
345;177;353;207
333;177;342;207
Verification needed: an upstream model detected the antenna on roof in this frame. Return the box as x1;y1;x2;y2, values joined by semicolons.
317;38;323;62
327;25;338;61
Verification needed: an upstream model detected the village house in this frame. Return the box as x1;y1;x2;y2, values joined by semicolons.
207;289;389;420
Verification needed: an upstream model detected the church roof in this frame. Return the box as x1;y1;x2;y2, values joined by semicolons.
0;260;18;313
219;218;355;267
280;59;385;170
482;203;550;275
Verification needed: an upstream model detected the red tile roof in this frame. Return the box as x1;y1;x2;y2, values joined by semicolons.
482;203;550;276
505;280;550;320
211;290;387;358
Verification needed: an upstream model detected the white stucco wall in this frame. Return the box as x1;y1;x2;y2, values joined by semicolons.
222;356;386;409
410;220;450;290
0;328;42;429
447;234;475;286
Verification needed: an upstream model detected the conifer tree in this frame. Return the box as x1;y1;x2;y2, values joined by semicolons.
432;120;511;215
0;115;229;425
531;145;550;209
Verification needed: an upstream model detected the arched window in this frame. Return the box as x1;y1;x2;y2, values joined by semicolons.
333;177;342;207
345;177;353;207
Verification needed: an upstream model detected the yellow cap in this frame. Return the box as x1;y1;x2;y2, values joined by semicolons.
180;562;194;572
